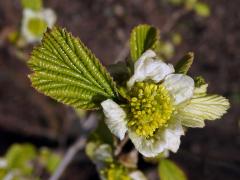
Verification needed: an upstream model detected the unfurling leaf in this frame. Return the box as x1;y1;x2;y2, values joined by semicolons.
159;159;187;180
28;27;118;110
175;52;194;74
130;24;159;62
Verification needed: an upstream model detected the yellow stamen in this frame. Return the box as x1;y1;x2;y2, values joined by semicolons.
128;82;173;138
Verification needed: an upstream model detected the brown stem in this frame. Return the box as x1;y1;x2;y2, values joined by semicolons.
114;135;129;156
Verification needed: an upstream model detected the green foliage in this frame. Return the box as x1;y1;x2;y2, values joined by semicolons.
193;2;211;17
130;24;159;62
158;159;187;180
28;27;119;110
1;144;61;179
194;76;206;87
175;52;194;74
39;148;61;173
5;144;36;175
21;0;43;11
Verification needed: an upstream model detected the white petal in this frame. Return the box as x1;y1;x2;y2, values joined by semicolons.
163;74;194;105
42;8;57;28
95;144;113;162
164;121;184;152
127;50;174;88
0;158;7;168
101;99;128;140
21;9;40;43
128;121;184;157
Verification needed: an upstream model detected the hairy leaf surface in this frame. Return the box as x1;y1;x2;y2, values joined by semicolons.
28;27;118;109
130;24;159;62
175;52;194;74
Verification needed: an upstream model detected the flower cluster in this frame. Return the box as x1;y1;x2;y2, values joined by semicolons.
101;50;229;157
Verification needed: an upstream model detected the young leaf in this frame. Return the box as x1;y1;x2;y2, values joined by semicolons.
28;27;118;110
175;52;194;74
159;159;187;180
130;24;159;62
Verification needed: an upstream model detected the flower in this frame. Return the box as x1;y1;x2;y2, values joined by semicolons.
101;50;230;157
21;8;56;43
86;142;147;180
101;164;146;180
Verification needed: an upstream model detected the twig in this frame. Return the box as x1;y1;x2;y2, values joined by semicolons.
50;137;86;180
50;113;97;180
114;135;129;156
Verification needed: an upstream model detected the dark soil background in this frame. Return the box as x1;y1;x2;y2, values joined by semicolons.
0;0;240;179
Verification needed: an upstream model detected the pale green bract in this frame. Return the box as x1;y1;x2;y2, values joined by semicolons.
28;27;119;110
178;94;230;128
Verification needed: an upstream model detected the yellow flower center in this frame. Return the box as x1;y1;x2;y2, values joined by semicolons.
27;17;48;37
102;164;130;180
128;82;174;138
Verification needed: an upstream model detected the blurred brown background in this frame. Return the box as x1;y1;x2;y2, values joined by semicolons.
0;0;240;179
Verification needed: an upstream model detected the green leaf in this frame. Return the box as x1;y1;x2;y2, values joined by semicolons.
39;148;61;173
5;144;37;175
21;0;42;11
194;76;206;87
28;27;118;110
175;52;194;74
193;2;211;17
130;24;159;62
159;159;187;180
